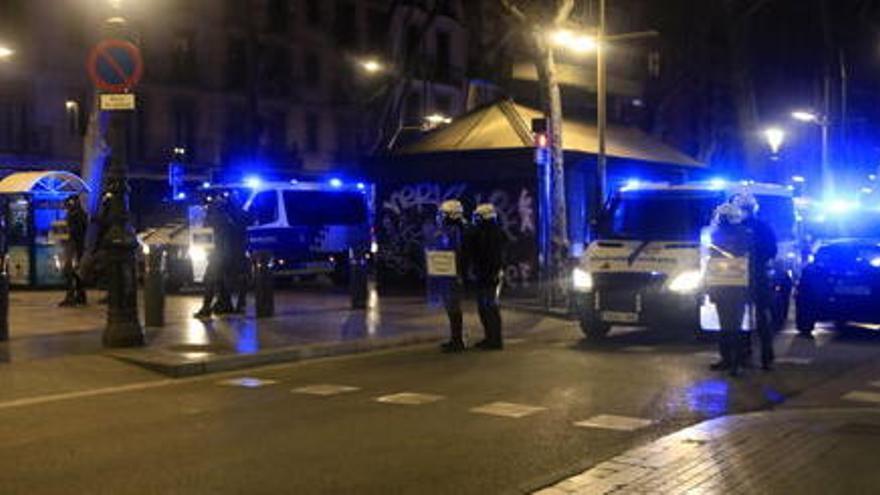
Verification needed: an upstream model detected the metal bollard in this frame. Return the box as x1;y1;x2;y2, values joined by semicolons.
0;255;8;342
349;248;368;309
254;251;275;318
144;246;166;327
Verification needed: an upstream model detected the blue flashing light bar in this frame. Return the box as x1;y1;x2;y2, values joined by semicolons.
329;178;343;188
244;176;263;189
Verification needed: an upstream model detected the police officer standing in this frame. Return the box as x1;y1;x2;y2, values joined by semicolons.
194;194;232;318
735;193;778;370
225;191;252;314
467;203;507;350
706;203;751;377
59;195;88;307
428;200;467;353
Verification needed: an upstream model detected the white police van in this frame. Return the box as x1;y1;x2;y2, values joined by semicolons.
572;181;799;339
177;178;373;285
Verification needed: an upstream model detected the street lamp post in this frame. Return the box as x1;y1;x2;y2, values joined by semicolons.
99;8;144;347
791;110;832;196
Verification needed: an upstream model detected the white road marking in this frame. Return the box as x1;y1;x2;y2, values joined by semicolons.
292;384;360;396
470;401;546;418
870;381;880;388
691;351;718;360
374;392;444;405
217;377;278;388
622;346;655;353
842;391;880;404
0;380;176;411
574;414;654;431
776;357;813;365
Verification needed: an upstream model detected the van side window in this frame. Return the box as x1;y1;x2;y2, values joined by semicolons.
250;191;278;226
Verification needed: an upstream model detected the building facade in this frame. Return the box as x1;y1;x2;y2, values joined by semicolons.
0;0;473;182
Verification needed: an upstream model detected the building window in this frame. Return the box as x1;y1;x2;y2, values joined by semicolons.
172;31;198;84
367;9;387;51
404;92;421;124
267;0;289;33
435;94;452;115
171;100;196;163
304;52;320;87
0;97;24;152
405;24;420;59
334;1;357;48
306;0;321;25
305;112;320;152
226;37;247;90
436;31;451;81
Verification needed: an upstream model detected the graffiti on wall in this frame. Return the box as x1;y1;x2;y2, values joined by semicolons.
378;181;537;290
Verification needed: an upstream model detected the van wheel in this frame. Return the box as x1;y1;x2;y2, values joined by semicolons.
580;313;611;340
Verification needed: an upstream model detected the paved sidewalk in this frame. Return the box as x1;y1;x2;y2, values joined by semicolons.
537;407;880;494
4;289;555;375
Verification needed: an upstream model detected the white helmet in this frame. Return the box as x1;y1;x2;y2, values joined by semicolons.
713;202;744;225
731;192;758;216
438;199;464;221
473;203;497;222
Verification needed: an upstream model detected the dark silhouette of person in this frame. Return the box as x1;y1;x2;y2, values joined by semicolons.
735;193;778;370
466;203;507;350
59;195;88;306
195;195;233;318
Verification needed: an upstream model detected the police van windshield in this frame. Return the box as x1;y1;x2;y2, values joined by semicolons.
602;190;721;241
283;190;367;226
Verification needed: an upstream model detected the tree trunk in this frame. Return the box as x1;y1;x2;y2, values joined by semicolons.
533;32;569;304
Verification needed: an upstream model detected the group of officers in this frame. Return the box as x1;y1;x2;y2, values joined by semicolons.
705;192;779;377
55;189;254;319
428;199;508;353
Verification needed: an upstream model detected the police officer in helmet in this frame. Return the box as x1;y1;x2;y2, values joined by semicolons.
733;193;778;370
707;203;751;377
467;203;507;350
431;199;466;353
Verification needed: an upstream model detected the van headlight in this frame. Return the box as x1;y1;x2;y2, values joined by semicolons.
572;268;594;292
188;245;208;264
668;270;702;293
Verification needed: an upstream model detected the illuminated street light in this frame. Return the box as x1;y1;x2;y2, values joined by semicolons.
359;59;384;74
763;127;785;155
0;46;13;59
550;29;598;53
791;110;819;123
424;113;452;125
791;108;832;195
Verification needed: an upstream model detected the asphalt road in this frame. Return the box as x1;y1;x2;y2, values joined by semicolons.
2;320;880;494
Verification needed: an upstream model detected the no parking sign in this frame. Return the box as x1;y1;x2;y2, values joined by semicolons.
86;39;143;109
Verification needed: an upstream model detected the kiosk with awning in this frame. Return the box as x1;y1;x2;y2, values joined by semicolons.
367;98;705;291
0;171;90;287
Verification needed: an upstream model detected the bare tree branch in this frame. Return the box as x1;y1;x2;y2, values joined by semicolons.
499;0;527;23
554;0;576;25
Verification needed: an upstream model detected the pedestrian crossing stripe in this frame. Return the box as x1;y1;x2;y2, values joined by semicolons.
292;384;360;396
216;377;278;388
574;414;654;431
622;346;655;353
776;357;813;365
470;401;546;418
375;392;444;405
842;391;880;404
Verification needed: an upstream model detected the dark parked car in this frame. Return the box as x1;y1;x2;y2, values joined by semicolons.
796;239;880;335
